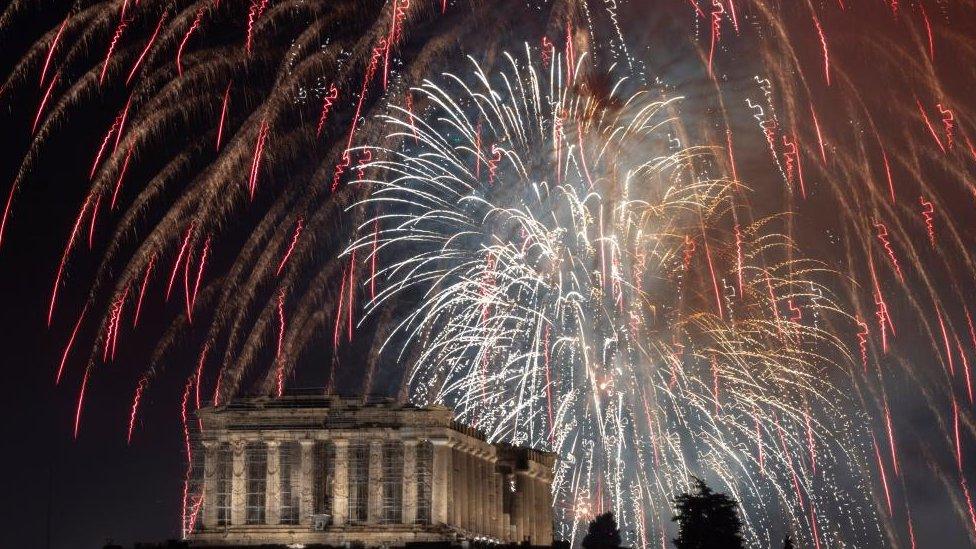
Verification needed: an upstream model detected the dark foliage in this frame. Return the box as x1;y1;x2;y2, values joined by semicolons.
582;512;623;549
671;477;745;549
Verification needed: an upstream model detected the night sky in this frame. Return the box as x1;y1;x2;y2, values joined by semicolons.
4;1;976;548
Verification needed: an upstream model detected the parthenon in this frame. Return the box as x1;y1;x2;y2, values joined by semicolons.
187;393;556;547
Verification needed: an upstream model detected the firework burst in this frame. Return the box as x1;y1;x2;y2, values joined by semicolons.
350;51;875;547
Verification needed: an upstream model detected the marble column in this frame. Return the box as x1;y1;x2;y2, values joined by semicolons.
457;446;469;530
513;474;525;543
201;441;218;529
332;439;349;525
539;476;552;544
368;440;384;523
299;440;315;525
525;473;537;544
402;439;418;524
230;439;247;526
266;441;281;525
430;439;453;525
474;454;485;535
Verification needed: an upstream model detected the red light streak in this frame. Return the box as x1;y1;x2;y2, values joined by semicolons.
56;304;88;385
126;11;167;85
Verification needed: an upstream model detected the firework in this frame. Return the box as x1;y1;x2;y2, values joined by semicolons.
348;50;874;546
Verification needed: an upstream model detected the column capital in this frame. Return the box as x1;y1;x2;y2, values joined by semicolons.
429;437;453;447
299;439;316;448
332;437;349;447
266;439;281;448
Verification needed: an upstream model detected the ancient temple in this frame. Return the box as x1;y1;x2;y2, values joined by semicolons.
187;393;556;547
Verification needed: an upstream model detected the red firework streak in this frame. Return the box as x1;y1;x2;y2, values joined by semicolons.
916;98;947;154
356;149;372;180
216;81;232;150
707;0;723;77
564;23;575;82
32;70;60;134
111;148;133;210
872;431;893;515
954;396;963;472
245;0;270;56
40;17;69;88
873;220;903;281
937;103;955;150
345;38;388;153
126;11;168;85
90;99;131;179
855;315;870;372
176;8;205;77
487;145;502;183
959;339;974;405
188;236;210;322
383;0;411;89
699;215;724;321
883;398;900;477
775;413;806;511
936;304;955;376
73;365;91;438
165;224;195;302
541;36;554;68
880;146;896;202
869;258;895;353
782;134;806;199
965;306;976;403
127;374;149;444
248;118;270;200
276;217;304;276
275;288;287;397
962;475;976;539
114;96;134;152
812;12;830;86
331;152;351;192
56;305;89;385
919;196;936;247
87;194;101;249
726;129;740;185
194;343;209;409
404;92;420;143
332;265;347;349
919;2;934;61
133;253;156;327
48;193;94;326
809;102;827;163
180;375;202;536
100;19;128;85
103;286;130;362
315;84;339;138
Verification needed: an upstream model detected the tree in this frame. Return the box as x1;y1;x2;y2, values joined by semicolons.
782;534;794;549
671;477;745;549
582;512;623;549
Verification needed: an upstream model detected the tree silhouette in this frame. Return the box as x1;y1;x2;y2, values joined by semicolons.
582;512;623;549
782;534;794;549
671;477;745;549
